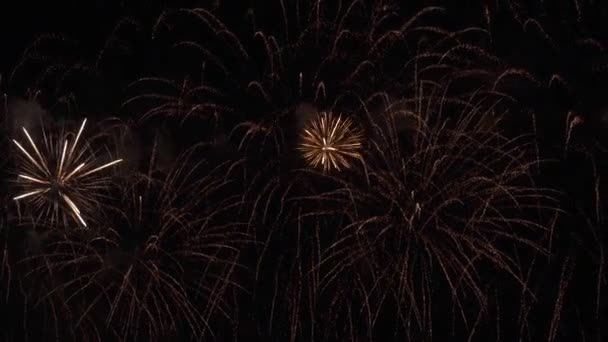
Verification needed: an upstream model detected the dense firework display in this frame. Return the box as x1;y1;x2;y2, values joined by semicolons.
0;0;607;341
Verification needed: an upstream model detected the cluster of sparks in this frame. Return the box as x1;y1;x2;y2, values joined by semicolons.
13;119;123;227
298;112;363;172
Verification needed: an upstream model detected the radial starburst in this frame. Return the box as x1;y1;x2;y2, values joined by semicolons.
298;112;363;172
12;118;122;227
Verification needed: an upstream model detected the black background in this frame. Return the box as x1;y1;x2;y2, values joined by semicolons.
1;0;607;341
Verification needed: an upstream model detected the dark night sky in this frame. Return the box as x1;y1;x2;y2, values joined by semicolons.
0;1;607;341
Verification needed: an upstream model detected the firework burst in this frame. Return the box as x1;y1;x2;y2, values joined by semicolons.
20;147;246;341
12;118;122;227
297;111;363;172
299;91;561;340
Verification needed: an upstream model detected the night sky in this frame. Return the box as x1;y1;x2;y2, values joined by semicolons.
0;1;607;341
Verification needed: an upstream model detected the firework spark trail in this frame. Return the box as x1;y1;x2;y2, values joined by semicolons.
240;169;336;340
289;91;562;340
298;112;363;172
12;119;122;227
124;2;466;159
19;147;247;341
480;3;608;339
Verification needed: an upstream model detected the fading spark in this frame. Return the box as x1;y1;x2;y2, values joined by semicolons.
13;119;122;227
297;111;363;172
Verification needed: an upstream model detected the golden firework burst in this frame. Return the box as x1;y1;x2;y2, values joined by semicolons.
298;112;363;172
13;119;122;227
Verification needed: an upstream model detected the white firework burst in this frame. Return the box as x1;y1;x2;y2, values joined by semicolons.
13;119;122;227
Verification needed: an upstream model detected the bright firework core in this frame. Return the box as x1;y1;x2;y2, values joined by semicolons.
298;112;363;172
12;119;123;227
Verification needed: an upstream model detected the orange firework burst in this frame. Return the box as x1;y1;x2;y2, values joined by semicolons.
297;112;363;172
12;119;122;227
